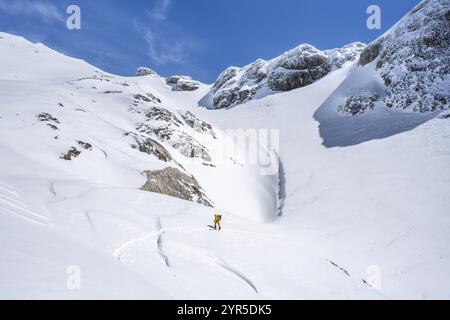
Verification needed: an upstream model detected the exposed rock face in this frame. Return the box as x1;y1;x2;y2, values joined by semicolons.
358;0;450;112
141;167;212;206
37;112;60;130
145;106;182;126
37;112;59;123
135;106;212;162
337;92;380;116
136;67;158;77
181;111;216;139
134;93;162;104
359;42;382;67
207;43;365;109
212;86;258;110
269;45;331;91
166;76;200;91
77;141;93;150
60;147;81;160
213;67;239;92
130;136;173;162
326;42;367;69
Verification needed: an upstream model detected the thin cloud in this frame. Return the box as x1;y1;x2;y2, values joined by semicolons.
147;0;171;21
135;21;198;66
135;1;202;66
0;0;64;23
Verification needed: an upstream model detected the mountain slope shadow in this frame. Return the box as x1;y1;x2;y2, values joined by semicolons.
313;98;439;148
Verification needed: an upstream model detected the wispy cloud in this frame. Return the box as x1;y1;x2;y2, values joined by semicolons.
135;0;202;66
0;0;64;23
147;0;172;21
135;21;199;66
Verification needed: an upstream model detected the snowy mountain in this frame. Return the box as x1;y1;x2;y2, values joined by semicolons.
200;42;366;109
1;0;450;299
319;0;450;120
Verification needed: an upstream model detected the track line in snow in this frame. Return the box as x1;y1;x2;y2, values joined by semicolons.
213;257;258;294
0;184;19;197
384;226;415;249
0;197;50;225
156;218;170;267
112;231;159;261
157;231;170;267
49;181;56;196
0;183;49;224
168;240;258;294
83;210;95;231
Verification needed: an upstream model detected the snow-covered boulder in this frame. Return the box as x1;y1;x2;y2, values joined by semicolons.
141;167;212;206
166;75;200;91
337;92;380;116
326;42;366;70
136;67;158;77
268;44;331;91
358;0;450;112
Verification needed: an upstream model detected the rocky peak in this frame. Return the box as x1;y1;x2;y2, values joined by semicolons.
326;42;366;70
358;0;450;112
205;42;366;110
166;75;200;91
136;67;158;77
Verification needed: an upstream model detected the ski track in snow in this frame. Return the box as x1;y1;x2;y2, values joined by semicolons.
0;183;50;225
384;226;415;249
156;218;170;267
213;257;258;294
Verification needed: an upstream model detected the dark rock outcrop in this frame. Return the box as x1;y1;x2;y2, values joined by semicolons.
337;92;380;116
141;167;212;206
181;111;216;139
60;147;81;160
166;76;200;91
131;137;173;162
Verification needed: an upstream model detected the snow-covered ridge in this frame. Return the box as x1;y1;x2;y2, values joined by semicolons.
356;0;450;113
312;0;449;150
201;42;366;109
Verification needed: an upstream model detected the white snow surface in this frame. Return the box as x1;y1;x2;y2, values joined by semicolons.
1;27;450;299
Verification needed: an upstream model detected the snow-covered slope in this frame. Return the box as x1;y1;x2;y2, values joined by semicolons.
1;0;449;300
192;0;450;299
0;31;281;298
197;59;450;299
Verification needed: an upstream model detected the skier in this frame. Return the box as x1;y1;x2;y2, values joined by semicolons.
214;213;222;230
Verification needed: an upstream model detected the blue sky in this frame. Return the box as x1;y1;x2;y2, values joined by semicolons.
0;0;420;83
